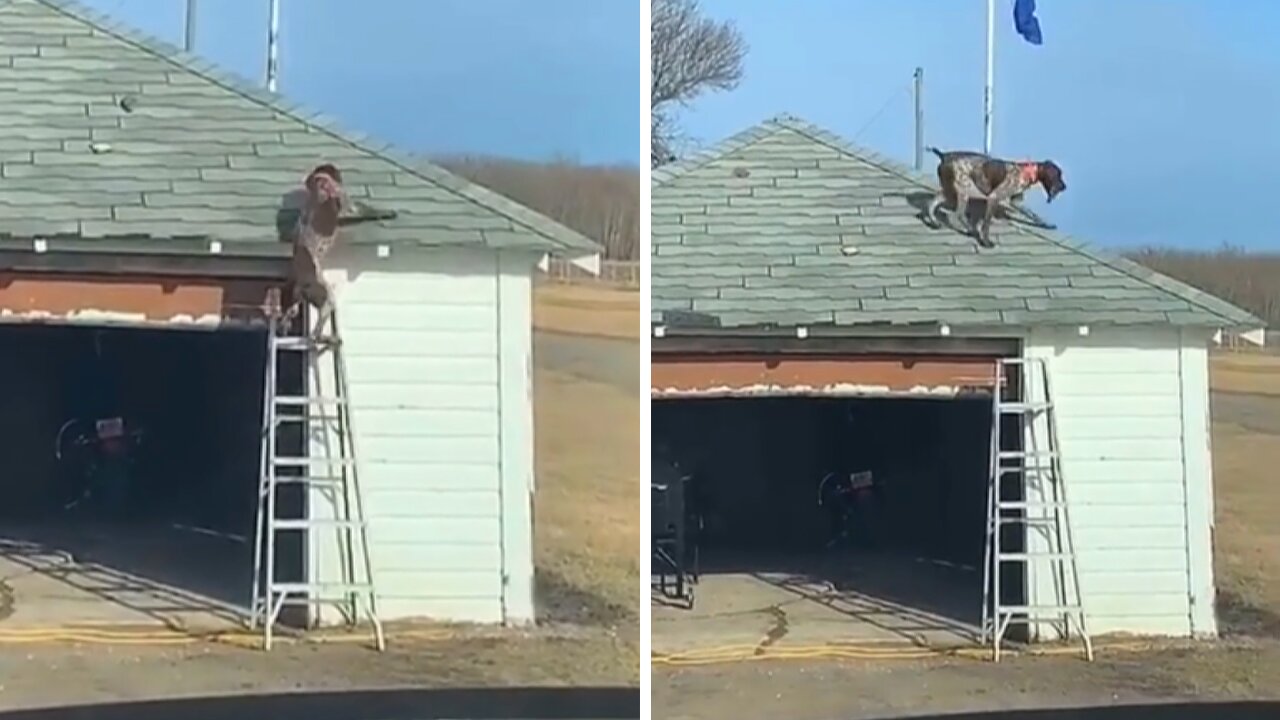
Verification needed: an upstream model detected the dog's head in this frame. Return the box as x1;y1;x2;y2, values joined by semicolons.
305;163;347;209
1037;160;1066;203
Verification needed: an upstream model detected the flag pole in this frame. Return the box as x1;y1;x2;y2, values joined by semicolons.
983;0;995;154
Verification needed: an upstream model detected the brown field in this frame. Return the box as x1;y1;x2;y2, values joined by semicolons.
534;366;640;632
1209;352;1280;636
1210;351;1280;397
533;282;640;342
529;282;641;679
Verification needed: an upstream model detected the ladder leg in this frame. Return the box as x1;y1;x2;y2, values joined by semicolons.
250;321;277;629
980;365;999;645
331;309;386;651
991;359;1006;660
1039;358;1093;661
262;352;281;648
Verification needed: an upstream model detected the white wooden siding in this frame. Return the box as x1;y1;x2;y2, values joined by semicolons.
304;245;537;625
1024;326;1216;639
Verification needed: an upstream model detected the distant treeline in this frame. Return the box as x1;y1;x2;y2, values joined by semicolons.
1126;246;1280;328
435;155;640;262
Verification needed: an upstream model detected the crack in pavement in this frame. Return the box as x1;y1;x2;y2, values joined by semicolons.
754;605;790;656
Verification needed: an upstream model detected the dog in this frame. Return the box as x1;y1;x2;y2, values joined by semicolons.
923;147;1066;247
282;163;348;339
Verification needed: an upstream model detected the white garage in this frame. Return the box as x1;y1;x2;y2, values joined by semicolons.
650;114;1264;651
0;0;600;635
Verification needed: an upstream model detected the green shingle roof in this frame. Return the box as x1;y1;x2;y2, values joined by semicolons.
0;0;600;257
652;115;1261;331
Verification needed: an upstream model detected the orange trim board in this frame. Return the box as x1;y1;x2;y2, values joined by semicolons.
651;354;999;398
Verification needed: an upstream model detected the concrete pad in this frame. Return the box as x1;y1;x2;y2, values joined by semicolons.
0;521;250;633
652;550;985;656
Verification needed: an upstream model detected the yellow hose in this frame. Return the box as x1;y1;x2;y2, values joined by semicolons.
652;640;1158;667
0;625;455;647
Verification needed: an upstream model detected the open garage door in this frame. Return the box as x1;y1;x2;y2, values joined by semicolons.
650;344;1032;654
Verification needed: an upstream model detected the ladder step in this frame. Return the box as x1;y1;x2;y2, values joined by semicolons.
275;395;348;406
273;336;341;350
993;604;1084;614
272;457;356;467
998;501;1067;510
998;450;1059;460
999;402;1052;414
267;476;345;486
274;414;343;423
270;582;375;594
997;357;1046;366
993;515;1058;526
999;466;1058;476
997;552;1075;561
272;518;366;530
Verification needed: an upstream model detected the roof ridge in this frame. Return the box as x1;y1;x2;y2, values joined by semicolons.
767;114;1262;328
32;0;599;255
651;114;793;187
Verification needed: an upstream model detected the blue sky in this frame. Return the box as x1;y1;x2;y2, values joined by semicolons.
674;0;1280;251
82;0;640;166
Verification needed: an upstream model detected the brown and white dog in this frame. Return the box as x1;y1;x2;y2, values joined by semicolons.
283;163;349;338
923;147;1065;247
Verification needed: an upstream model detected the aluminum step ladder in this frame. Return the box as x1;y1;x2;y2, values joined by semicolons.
980;356;1092;662
249;310;385;651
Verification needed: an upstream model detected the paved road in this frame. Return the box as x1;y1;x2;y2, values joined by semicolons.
0;687;640;719
1211;390;1280;436
533;330;639;394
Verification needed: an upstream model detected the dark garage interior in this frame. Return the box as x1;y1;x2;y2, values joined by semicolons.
653;394;1024;645
0;322;303;627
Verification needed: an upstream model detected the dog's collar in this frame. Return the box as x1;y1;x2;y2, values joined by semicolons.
1018;162;1039;183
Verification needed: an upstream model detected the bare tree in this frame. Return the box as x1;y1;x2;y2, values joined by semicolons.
1127;245;1280;328
438;155;640;261
651;0;746;167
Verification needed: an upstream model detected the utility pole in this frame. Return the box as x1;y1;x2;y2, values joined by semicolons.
184;0;196;53
913;67;924;171
266;0;280;92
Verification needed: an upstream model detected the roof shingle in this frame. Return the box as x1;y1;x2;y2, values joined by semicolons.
0;0;600;257
652;114;1261;330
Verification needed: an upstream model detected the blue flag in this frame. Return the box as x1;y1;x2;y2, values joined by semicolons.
1013;0;1043;45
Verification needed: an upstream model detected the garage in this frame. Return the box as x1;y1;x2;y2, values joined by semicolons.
651;345;1032;652
0;266;301;632
651;115;1263;658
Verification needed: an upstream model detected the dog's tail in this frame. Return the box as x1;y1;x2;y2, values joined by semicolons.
926;146;947;161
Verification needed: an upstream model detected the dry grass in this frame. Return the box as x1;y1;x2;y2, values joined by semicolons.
532;365;639;671
1210;352;1280;397
1210;353;1280;634
533;283;640;342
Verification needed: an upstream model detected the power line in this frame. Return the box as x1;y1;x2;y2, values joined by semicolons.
852;82;913;142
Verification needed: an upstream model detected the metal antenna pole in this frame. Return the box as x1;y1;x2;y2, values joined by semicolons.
913;66;924;171
983;0;995;154
266;0;280;92
184;0;197;53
